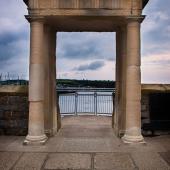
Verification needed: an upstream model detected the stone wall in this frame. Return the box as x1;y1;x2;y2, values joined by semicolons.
0;84;170;136
0;86;28;135
141;93;150;124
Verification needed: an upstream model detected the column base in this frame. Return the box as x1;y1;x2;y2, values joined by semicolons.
45;127;57;137
113;126;125;138
122;134;145;144
23;134;48;145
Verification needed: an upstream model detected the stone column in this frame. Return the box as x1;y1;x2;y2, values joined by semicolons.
24;17;48;144
122;17;144;143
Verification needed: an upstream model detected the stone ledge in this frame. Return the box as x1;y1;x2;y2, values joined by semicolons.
0;85;28;95
0;84;170;94
142;84;170;93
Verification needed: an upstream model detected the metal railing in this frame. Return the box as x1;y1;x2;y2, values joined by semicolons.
58;89;115;116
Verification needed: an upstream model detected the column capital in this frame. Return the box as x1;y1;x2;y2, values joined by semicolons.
25;15;45;23
126;16;145;24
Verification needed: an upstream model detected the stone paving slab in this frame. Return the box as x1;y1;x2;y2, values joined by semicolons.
0;136;18;151
13;152;47;170
94;153;136;170
0;152;22;170
131;152;170;170
160;152;170;166
58;125;114;138
44;153;91;170
54;138;120;153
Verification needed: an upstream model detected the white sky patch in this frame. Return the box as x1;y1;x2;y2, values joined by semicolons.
57;60;115;80
141;53;170;83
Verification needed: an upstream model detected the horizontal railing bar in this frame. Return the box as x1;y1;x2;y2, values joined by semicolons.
57;87;115;92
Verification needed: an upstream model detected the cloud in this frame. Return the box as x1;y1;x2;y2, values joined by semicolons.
142;0;170;57
141;52;170;83
57;60;115;80
57;32;115;61
74;60;105;71
0;0;29;78
0;0;170;83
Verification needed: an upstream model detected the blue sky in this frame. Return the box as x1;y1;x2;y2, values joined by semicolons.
0;0;170;83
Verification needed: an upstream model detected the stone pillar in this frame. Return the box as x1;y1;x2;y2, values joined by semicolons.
113;27;127;137
56;32;61;130
122;17;144;143
113;29;122;135
120;27;127;136
44;26;58;136
24;17;48;144
51;30;60;132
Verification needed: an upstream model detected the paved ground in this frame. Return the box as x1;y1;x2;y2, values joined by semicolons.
0;116;170;170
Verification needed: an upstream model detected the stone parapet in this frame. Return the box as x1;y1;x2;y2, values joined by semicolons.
0;86;28;135
0;84;169;136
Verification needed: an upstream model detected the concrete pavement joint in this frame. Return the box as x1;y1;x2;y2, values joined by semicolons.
9;152;24;170
129;153;139;170
159;152;170;166
91;153;95;170
41;153;50;170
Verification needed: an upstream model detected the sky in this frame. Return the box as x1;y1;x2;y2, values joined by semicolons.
0;0;170;83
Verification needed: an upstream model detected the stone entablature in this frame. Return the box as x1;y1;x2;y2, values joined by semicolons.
24;0;147;16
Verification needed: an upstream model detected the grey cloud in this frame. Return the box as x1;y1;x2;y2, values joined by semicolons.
74;61;105;71
57;32;115;61
142;0;170;56
0;0;29;77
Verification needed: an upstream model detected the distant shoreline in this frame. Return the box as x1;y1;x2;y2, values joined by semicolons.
0;79;116;88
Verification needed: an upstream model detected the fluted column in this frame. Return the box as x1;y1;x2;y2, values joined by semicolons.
24;17;47;145
122;17;144;143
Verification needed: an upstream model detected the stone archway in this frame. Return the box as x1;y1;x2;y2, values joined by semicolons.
23;0;149;145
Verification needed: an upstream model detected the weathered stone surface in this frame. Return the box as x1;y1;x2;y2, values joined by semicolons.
0;93;28;135
94;153;135;170
13;152;47;170
160;152;170;166
0;152;22;170
44;153;91;170
131;152;170;170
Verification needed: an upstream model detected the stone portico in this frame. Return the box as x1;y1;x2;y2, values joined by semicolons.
23;0;149;144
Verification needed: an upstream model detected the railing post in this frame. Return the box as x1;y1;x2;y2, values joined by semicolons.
112;92;115;113
94;92;97;115
75;92;78;116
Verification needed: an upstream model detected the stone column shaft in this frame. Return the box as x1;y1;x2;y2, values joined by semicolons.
122;17;144;143
24;19;47;144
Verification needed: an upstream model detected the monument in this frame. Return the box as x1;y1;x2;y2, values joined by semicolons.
23;0;149;144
